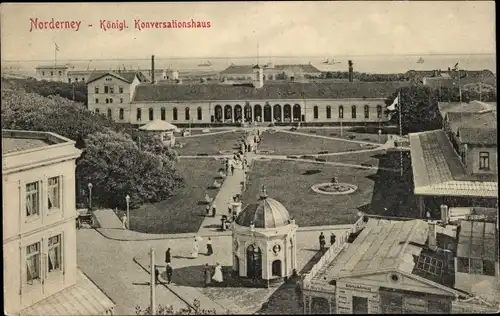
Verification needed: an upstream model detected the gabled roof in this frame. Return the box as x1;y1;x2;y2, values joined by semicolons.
132;81;408;102
87;71;147;84
458;127;497;146
274;64;321;73
220;65;255;75
409;130;498;197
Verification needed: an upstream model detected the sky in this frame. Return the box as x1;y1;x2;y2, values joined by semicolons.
0;1;496;61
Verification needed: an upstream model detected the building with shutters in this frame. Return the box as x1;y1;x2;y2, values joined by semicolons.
2;130;115;315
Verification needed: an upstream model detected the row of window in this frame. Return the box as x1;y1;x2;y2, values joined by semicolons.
94;85;124;94
313;105;383;119
95;107;203;121
41;71;63;77
68;77;86;83
26;177;62;218
26;234;63;284
456;257;495;276
95;98;124;104
459;149;491;171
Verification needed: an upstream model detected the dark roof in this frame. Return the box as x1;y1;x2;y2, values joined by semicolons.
87;71;148;84
407;69;495;78
2;130;67;154
236;195;292;229
132;81;408;102
458;127;497;146
36;65;69;70
457;220;497;261
220;65;255;75
274;64;321;73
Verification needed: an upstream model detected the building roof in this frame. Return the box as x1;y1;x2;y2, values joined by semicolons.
274;64;321;73
35;65;69;70
457;220;497;261
18;269;115;316
67;70;94;76
220;65;256;75
326;219;429;277
236;189;292;229
409;130;498;197
132;81;408;102
87;71;148;84
2;130;66;154
138;119;178;131
438;101;496;117
458;127;497;146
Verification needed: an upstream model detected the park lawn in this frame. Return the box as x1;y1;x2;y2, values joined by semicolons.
258;131;364;156
241;160;377;226
174;130;245;155
173;127;236;137
298;128;388;144
127;158;225;234
322;150;386;167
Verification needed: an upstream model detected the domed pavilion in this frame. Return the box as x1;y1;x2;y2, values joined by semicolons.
231;185;298;287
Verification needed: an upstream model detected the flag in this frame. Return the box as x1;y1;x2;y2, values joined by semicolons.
387;94;399;111
55;43;60;51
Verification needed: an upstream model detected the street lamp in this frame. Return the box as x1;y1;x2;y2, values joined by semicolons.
87;182;93;209
125;195;130;230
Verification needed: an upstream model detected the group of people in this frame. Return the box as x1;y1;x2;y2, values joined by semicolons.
160;239;223;287
319;232;336;251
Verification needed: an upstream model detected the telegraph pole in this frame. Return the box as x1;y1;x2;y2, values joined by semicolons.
150;248;156;315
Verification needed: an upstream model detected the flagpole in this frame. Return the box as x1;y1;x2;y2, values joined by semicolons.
399;91;403;177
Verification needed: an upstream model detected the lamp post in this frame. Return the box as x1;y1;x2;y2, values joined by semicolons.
125;195;130;230
87;182;93;209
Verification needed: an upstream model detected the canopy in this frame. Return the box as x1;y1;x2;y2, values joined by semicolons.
139;119;178;132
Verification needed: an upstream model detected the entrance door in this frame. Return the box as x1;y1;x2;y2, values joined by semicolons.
263;105;272;122
352;296;368;314
246;245;262;279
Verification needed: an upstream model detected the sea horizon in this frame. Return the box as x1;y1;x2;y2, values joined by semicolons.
2;53;496;75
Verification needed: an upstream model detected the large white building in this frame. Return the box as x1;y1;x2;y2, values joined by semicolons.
34;65;69;82
2;130;115;315
87;68;409;126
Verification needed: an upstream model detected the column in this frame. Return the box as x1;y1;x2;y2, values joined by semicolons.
270;105;273;122
251;105;254;122
222;108;225;122
281;108;284;122
328;297;333;314
308;295;313;314
303;294;307;314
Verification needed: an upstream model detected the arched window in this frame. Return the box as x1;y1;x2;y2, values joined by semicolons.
173;107;178;121
149;108;154;121
326;106;332;119
136;108;142;121
105;98;109;104
313;106;319;119
161;108;166;120
351;105;357;119
185;107;190;121
119;108;124;120
197;107;202;120
107;108;112;119
339;105;344;119
364;105;370;119
377;105;383;118
110;98;114;104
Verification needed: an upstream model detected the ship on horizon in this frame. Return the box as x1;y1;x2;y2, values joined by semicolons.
322;58;341;65
417;57;424;63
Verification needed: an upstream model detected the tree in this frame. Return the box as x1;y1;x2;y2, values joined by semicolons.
76;131;183;209
135;299;227;315
386;86;442;134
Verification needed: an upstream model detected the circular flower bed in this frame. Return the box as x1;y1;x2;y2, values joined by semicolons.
311;182;358;195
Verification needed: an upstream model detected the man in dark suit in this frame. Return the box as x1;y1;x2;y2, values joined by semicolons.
166;263;173;284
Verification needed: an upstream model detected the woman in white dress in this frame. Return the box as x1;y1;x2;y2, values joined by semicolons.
191;238;199;258
212;262;223;283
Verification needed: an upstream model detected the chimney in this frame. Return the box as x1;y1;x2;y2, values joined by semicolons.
428;221;437;250
348;60;354;82
440;204;449;225
151;55;155;83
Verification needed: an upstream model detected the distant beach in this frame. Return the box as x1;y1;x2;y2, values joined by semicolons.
1;54;495;77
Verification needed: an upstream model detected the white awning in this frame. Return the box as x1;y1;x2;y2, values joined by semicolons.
18;269;115;316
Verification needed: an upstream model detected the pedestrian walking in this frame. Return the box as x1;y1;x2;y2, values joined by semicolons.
212;262;223;284
191;237;199;258
330;233;336;247
212;204;217;217
155;267;160;285
221;216;226;231
319;232;326;251
121;215;127;230
426;211;431;222
206;237;213;256
204;264;211;287
231;164;235;176
165;248;171;265
166;263;173;284
205;204;211;216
